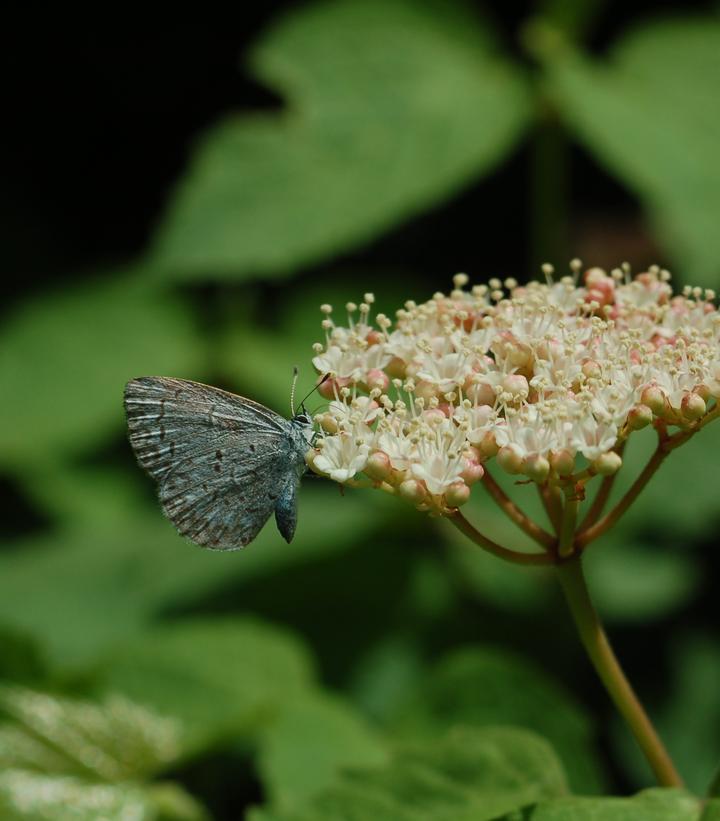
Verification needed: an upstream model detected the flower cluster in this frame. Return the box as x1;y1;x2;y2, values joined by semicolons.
307;263;720;514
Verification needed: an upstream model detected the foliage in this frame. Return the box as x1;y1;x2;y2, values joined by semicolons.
2;0;720;817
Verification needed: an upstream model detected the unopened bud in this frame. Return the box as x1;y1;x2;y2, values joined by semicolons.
366;368;390;392
549;449;575;477
460;459;485;485
364;450;392;481
398;479;427;504
681;391;706;421
444;481;471;508
317;413;338;434
582;360;602;380
497;446;523;475
478;430;499;458
626;404;653;431
523;454;550;482
592;451;622;476
502;373;530;400
640;385;666;416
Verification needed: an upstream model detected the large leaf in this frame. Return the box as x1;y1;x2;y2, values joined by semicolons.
0;272;202;472
0;480;384;671
250;725;567;821
257;693;388;810
0;687;207;821
0;687;183;781
522;787;705;821
545;17;720;285
93;618;314;751
150;0;530;280
394;647;605;793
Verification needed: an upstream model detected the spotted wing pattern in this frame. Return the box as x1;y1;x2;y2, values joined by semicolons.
124;376;301;549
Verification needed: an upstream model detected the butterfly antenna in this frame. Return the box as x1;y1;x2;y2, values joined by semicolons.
290;367;300;416
294;372;332;415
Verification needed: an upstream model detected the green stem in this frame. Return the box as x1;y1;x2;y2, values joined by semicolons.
556;554;683;787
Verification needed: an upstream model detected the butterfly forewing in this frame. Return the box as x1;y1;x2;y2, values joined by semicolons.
124;376;305;549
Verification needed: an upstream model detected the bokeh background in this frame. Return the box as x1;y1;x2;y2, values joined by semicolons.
2;2;720;818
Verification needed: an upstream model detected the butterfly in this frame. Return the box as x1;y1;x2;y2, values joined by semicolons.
124;376;316;550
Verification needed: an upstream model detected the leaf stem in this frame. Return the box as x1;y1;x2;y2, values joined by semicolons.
449;510;553;566
481;470;555;549
556;554;684;787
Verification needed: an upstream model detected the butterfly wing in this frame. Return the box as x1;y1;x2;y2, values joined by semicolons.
124;376;299;549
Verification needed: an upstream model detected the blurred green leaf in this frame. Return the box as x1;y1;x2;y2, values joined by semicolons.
250;725;567;821
94;618;314;752
395;647;605;793
702;799;720;821
519;788;703;820
257;692;388;810
0;772;155;821
151;0;530;280
0;687;207;821
0;481;385;671
0;273;202;472
545;17;720;285
0;686;184;781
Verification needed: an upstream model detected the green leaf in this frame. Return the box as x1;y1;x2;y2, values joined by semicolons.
0;686;184;781
93;618;314;752
702;799;720;821
0;771;155;821
0;272;202;472
151;0;530;280
250;725;567;821
521;787;702;821
0;482;384;671
395;647;605;794
257;693;388;810
0;687;208;821
544;17;720;285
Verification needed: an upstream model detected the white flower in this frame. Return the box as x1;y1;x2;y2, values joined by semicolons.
313;433;370;482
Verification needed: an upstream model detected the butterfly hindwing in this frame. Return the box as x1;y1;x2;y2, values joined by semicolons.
124;376;307;549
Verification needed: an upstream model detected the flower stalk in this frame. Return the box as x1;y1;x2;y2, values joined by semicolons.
556;554;684;787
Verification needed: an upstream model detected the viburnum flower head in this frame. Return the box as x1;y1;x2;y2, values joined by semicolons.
307;264;720;515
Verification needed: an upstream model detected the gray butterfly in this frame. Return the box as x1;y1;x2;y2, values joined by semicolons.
124;376;314;549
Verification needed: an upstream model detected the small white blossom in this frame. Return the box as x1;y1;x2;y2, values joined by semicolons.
308;265;720;513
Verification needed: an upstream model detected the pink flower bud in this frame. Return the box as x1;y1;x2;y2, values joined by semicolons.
444;481;471;508
502;374;529;400
523;454;550;482
681;391;706;421
364;450;392;481
640;385;666;416
365;330;384;346
478;431;499;458
366;368;390;392
398;479;427;504
460;459;485;485
582;360;602;380
626;404;653;431
549;449;575;477
496;446;523;475
592;451;622;476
